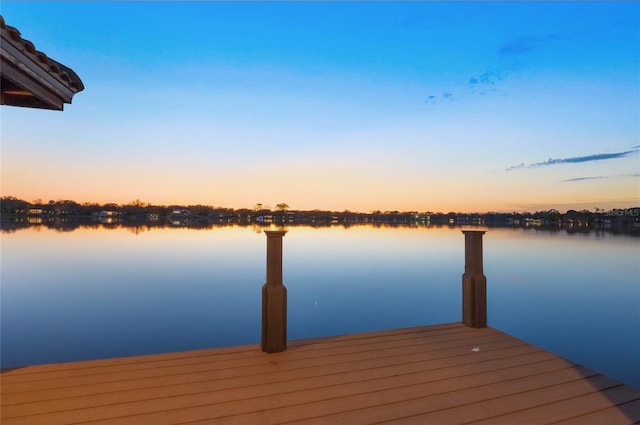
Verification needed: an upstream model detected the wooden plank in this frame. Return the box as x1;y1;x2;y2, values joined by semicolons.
288;322;466;348
465;385;640;425
2;323;464;378
2;329;515;402
371;373;625;425
3;323;467;377
265;366;602;425
1;328;501;394
182;365;594;425
2;349;555;419
551;399;640;425
1;338;546;411
2;353;575;425
1;349;560;423
0;343;259;377
1;324;634;425
1;335;528;415
2;326;476;385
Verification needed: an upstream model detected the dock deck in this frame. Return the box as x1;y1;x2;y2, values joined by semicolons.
2;322;639;424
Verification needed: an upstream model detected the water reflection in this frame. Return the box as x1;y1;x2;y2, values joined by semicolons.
3;219;640;236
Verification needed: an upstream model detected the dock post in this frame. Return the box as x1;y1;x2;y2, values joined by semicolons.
462;230;487;328
261;230;287;353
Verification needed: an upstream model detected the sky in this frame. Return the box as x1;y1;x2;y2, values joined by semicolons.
1;1;639;213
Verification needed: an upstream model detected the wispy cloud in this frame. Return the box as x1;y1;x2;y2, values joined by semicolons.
469;70;503;86
563;176;603;182
532;150;636;166
499;35;559;59
428;34;560;104
563;173;640;183
507;147;640;171
424;92;454;104
469;34;558;90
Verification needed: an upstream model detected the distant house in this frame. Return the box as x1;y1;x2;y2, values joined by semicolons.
562;210;588;227
92;210;119;224
170;209;191;217
94;210;118;217
524;218;544;226
1;15;84;110
256;215;273;223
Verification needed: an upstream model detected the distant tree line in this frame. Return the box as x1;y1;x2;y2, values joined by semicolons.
1;196;638;233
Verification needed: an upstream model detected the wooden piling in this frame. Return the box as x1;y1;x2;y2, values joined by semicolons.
261;230;287;353
462;230;487;328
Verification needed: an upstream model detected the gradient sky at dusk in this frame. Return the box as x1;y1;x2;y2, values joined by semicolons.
1;2;638;212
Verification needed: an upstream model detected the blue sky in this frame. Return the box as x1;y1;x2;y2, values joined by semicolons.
1;1;638;212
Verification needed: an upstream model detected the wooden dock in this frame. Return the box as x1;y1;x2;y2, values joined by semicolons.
2;322;639;425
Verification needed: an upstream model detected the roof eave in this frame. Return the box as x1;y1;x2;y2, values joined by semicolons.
0;15;84;111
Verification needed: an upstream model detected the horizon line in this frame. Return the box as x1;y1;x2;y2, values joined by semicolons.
2;195;638;216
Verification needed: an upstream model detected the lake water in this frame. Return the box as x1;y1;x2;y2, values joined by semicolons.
1;224;638;389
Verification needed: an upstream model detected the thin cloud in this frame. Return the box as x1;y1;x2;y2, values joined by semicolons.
425;92;454;104
507;147;639;171
499;35;559;59
563;173;640;182
428;34;559;105
532;150;636;167
563;176;603;182
465;34;558;94
469;70;503;86
506;163;526;171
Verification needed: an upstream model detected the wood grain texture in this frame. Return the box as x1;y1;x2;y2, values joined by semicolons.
2;322;638;425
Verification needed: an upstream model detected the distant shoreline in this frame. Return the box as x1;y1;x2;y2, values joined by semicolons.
2;196;639;235
2;215;638;236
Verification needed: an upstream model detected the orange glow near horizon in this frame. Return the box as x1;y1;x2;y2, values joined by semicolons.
2;179;638;214
3;143;638;214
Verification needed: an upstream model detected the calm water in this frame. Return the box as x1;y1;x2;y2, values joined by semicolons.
1;225;638;388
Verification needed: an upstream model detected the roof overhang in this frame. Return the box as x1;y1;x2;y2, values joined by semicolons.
0;15;84;110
